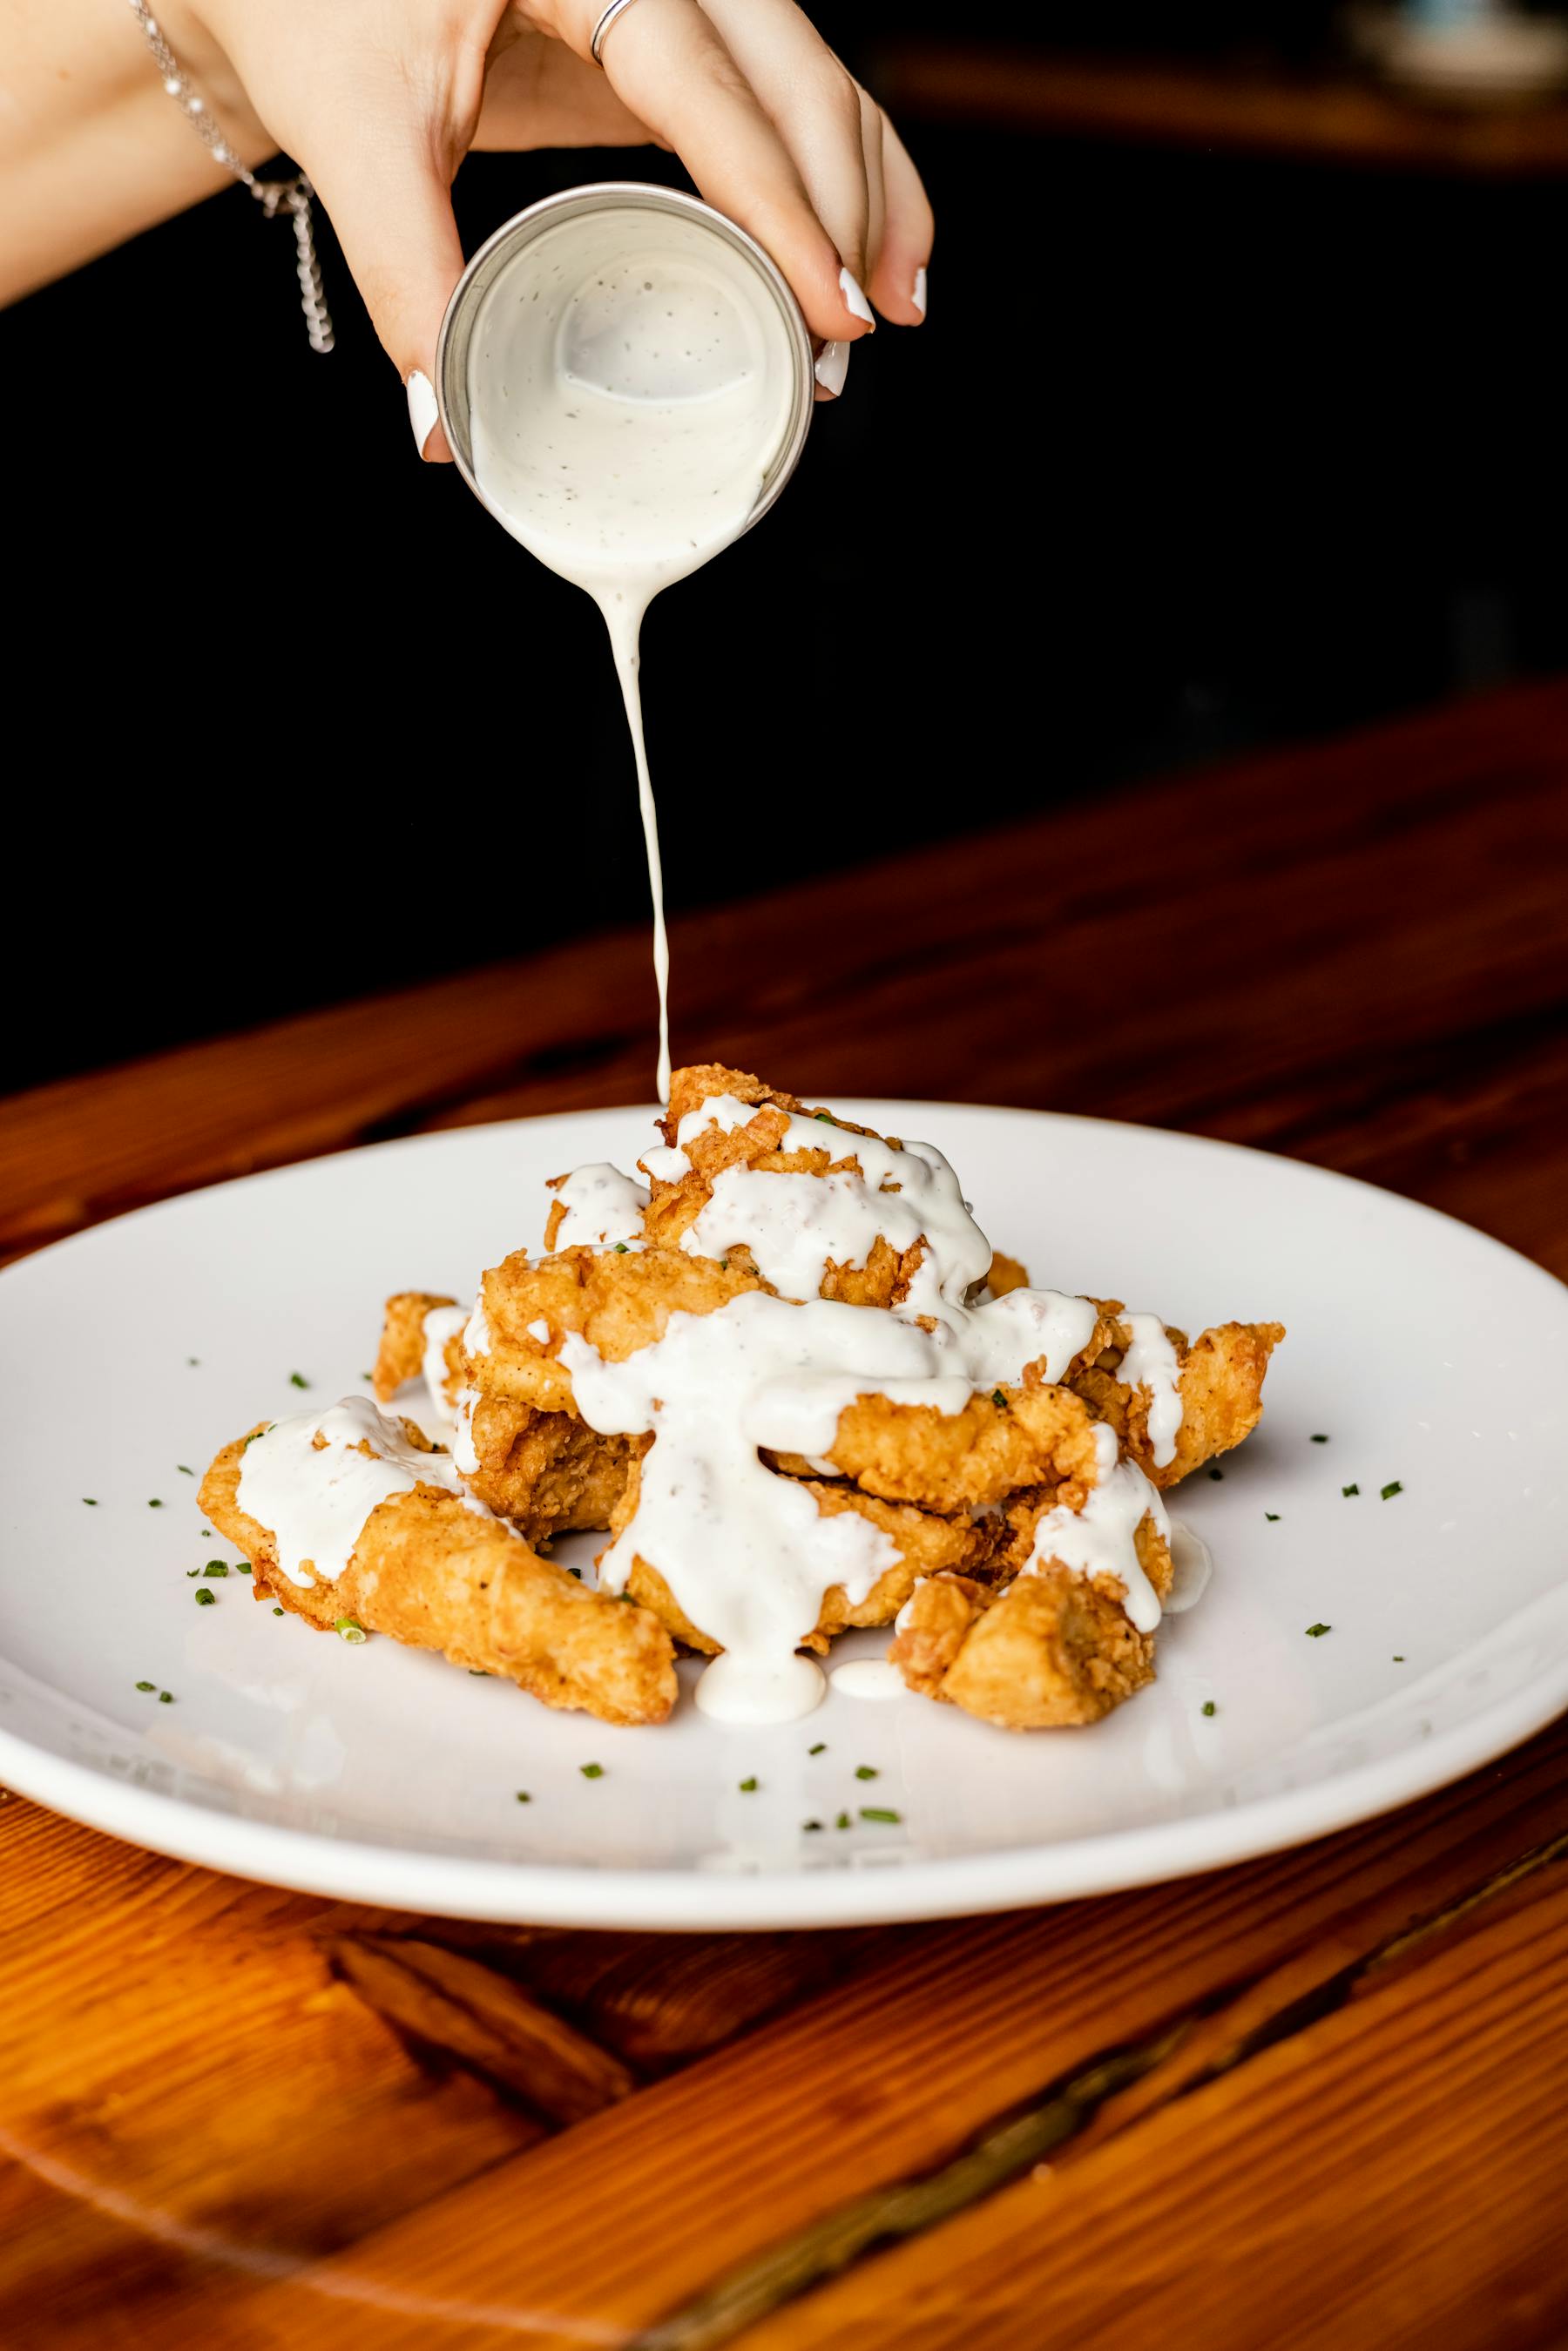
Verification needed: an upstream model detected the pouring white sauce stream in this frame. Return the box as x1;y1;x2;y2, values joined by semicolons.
465;209;799;1102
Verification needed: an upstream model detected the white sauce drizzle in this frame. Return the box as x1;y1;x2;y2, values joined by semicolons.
237;1397;490;1588
1164;1518;1214;1614
830;1659;908;1701
698;1650;825;1726
418;1304;469;1429
550;1163;651;1250
562;1294;915;1723
467;212;798;1103
450;1388;481;1477
1023;1422;1169;1634
677;1096;991;1314
1116;1310;1185;1468
535;1104;1189;1719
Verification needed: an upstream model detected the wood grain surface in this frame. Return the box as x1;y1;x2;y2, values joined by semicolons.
3;681;1566;2349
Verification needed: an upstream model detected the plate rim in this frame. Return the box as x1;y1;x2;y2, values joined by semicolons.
3;1099;1565;1930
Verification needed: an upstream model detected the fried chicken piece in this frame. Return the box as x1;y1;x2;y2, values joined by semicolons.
1073;1316;1286;1488
814;1381;1103;1513
462;1389;641;1545
890;1564;1158;1728
986;1251;1031;1300
199;1422;676;1726
891;1464;1174;1729
609;1465;1010;1654
372;1291;459;1409
641;1065;926;1308
476;1247;1101;1511
473;1245;766;1413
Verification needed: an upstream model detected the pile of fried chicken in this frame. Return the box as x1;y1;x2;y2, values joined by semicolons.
200;1066;1282;1733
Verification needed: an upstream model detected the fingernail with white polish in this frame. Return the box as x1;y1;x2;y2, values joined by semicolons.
406;368;439;456
912;265;928;318
838;267;875;328
814;340;849;398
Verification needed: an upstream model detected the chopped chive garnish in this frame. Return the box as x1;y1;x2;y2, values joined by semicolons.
203;1563;228;1577
515;1791;531;1804
289;1371;310;1389
158;1690;172;1703
273;1606;285;1616
854;1764;878;1780
814;1111;835;1124
808;1741;826;1755
1393;1654;1405;1662
1201;1699;1217;1717
990;1388;1009;1409
186;1569;199;1578
335;1617;367;1643
200;1530;212;1539
1265;1511;1281;1522
1381;1480;1403;1500
1207;1468;1223;1482
580;1762;605;1779
568;1566;582;1578
236;1564;252;1575
803;1819;823;1833
739;1776;758;1792
468;1669;490;1677
82;1498;98;1506
613;1241;629;1253
178;1464;194;1476
187;1357;199;1367
148;1498;163;1509
835;1811;852;1829
194;1588;215;1606
859;1807;902;1825
1310;1434;1329;1444
1342;1483;1360;1497
135;1680;155;1692
1306;1622;1331;1638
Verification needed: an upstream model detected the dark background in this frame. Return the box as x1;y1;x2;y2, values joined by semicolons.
7;3;1566;1092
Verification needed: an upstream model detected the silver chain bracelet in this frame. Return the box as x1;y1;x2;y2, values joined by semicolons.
124;1;334;353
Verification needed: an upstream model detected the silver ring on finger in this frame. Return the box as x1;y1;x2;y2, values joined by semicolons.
591;0;645;64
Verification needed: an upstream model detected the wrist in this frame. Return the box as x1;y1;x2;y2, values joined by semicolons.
144;0;278;168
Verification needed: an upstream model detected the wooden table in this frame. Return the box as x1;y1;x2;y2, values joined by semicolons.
873;42;1568;177
4;683;1567;2349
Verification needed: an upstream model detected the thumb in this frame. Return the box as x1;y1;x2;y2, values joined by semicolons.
309;134;465;463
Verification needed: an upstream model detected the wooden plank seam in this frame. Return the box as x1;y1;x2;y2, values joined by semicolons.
621;1828;1568;2351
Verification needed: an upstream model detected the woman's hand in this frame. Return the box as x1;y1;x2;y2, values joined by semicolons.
176;0;933;449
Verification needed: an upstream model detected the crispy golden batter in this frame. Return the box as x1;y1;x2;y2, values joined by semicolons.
477;1247;1102;1512
463;1390;641;1544
372;1291;458;1409
474;1245;765;1413
199;1425;676;1725
986;1251;1031;1300
821;1381;1103;1512
1073;1317;1286;1487
609;1466;1010;1654
890;1564;1158;1728
641;1065;922;1307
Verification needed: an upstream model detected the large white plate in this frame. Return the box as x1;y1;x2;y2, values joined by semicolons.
2;1105;1565;1929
